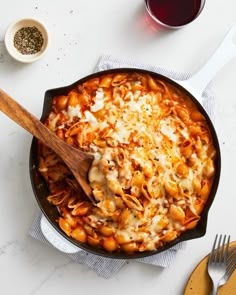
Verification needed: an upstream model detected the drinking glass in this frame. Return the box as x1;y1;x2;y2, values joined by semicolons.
145;0;206;29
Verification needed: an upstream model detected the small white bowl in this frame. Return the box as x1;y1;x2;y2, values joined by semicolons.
4;18;49;63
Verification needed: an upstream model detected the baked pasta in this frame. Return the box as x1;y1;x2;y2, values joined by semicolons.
37;71;216;253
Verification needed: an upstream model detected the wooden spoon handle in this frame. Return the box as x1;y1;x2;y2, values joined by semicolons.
0;89;95;161
0;89;95;203
0;89;79;159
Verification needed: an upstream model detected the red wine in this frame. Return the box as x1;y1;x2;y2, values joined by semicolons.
147;0;202;27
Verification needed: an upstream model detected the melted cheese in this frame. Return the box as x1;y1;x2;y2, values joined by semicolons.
67;105;81;119
42;72;216;253
90;88;105;112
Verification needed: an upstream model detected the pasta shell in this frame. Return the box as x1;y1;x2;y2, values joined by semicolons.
118;208;130;229
59;217;72;236
47;190;69;205
169;204;185;223
111;74;127;86
121;194;143;211
184;217;200;230
161;230;177;242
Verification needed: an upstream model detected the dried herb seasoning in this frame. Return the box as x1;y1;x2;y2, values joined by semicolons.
13;26;44;55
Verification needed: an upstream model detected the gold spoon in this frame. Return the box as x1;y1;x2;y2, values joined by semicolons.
0;89;95;204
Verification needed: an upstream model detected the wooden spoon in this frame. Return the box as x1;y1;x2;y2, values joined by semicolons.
0;89;96;204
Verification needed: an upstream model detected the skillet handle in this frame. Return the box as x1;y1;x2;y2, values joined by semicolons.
180;24;236;97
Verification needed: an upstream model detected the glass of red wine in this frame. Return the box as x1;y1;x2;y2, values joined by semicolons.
145;0;206;29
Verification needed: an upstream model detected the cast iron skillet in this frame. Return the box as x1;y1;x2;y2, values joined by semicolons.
29;67;221;259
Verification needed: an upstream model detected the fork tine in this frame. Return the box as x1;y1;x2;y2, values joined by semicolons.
226;247;236;279
224;235;230;264
227;256;236;278
228;246;236;260
216;234;222;262
209;234;218;263
219;234;226;262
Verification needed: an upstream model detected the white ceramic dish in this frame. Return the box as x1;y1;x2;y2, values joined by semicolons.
4;18;49;63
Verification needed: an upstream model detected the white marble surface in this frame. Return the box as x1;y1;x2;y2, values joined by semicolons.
1;0;236;294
